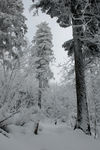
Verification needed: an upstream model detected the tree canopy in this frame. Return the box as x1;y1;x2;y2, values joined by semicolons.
0;0;27;60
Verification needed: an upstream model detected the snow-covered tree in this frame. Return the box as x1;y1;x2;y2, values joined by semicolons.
0;0;27;61
0;0;27;127
31;0;100;135
86;58;100;137
32;22;54;109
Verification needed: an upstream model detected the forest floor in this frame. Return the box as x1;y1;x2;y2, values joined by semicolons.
0;122;100;150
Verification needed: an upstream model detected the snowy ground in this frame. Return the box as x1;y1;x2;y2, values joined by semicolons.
0;123;100;150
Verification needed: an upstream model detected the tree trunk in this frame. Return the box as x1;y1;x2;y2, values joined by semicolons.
90;68;98;138
34;75;42;135
34;122;39;135
72;25;91;135
70;0;91;135
38;75;42;109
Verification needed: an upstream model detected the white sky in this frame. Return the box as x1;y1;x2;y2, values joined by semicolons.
22;0;73;82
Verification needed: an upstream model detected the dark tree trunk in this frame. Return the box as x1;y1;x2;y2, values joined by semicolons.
34;75;42;135
71;0;91;135
38;76;42;109
73;35;91;135
34;122;39;135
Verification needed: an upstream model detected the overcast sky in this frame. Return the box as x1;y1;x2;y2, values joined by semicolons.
22;0;73;82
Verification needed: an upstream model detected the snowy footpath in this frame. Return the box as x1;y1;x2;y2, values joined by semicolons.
0;123;100;150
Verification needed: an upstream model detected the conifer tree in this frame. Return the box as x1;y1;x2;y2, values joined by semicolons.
32;22;54;109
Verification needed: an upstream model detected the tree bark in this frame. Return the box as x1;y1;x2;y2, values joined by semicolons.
34;74;42;135
70;0;91;135
72;23;91;135
38;75;42;109
34;122;39;135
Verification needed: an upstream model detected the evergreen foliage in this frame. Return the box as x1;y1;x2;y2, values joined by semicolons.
31;22;54;108
0;0;27;60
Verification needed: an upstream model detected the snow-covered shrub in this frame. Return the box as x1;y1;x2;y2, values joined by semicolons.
12;107;35;126
42;83;76;125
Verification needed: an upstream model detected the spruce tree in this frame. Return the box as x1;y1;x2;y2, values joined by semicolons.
32;22;54;109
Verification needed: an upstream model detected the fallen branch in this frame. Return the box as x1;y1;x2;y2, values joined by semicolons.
0;110;19;127
0;128;10;138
